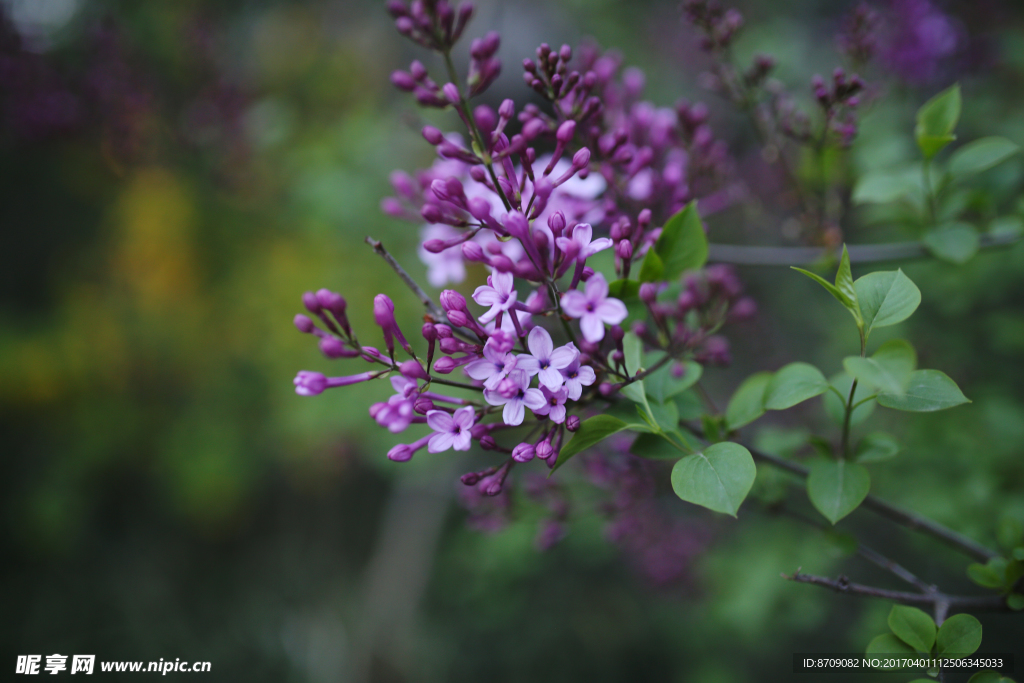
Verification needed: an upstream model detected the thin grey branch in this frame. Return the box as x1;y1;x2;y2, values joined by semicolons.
784;571;1009;613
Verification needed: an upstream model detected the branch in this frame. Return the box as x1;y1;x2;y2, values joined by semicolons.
784;571;1010;613
707;232;1021;266
366;237;446;320
748;447;999;562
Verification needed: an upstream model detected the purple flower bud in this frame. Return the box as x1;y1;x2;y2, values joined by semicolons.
294;314;315;333
447;310;469;327
616;240;633;260
496;376;519;399
386;1;408;18
522;118;546;140
373;294;396;326
422;323;438;342
512;442;536;462
316;289;346;315
479;435;497;450
639;282;657;304
394;16;415;35
422;126;444;145
730;297;757;320
319;336;347;358
391;70;417;91
435;324;454;339
474;105;496;135
556;119;576;143
387;443;414;462
414;397;435;414
461;471;483;485
432;356;456;374
461;241;486;263
581;266;594;280
489;329;515;354
409;60;427;79
565;415;580;432
498;98;515;120
440;289;468;312
572;147;591;168
599;382;613;396
294;371;327;396
547;211;566;233
442;82;461;104
400;359;429;380
559;44;572;62
535;439;554;461
302;291;321;313
421;204;444;224
440;337;464;354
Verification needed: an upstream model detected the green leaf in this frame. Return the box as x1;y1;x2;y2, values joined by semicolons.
877;369;970;412
764;362;829;410
835;245;862;326
650;202;708;280
866;634;917;665
638;248;664;282
791;268;851;309
916;84;961;159
967;561;1005;589
949;136;1020;177
1007;593;1024;611
854;269;922;337
608;279;641;300
936;613;982;657
644;360;702;404
852;167;922;204
552;415;630;471
725;372;773;430
824;373;876;425
673;390;704;421
843;338;917;396
671;442;756;516
854;432;900;463
631;432;686;459
969;671;1015;683
924;223;981;264
807;459;871;524
888;605;936;653
623;332;643;377
997;517;1023;551
647;399;679;433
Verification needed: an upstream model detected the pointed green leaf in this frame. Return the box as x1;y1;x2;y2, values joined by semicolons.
650;201;708;280
916;84;961;159
924;223;980;264
807;459;871;524
764;362;829;410
1007;594;1024;611
967;561;1005;589
854;432;900;463
877;369;970;412
852;167;923;204
552;415;631;472
638;248;664;282
623;332;643;377
997;517;1023;551
950;136;1020;177
843;338;917;396
725;371;773;430
888;605;936;653
671;442;756;516
792;267;849;305
835;245;862;326
608;279;641;300
936;613;982;657
647;399;679;433
854;269;922;337
866;634;917;664
630;431;691;459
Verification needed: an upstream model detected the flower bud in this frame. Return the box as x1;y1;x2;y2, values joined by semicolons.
572;147;591;168
400;359;429;380
499;98;515;119
496;376;519;399
422;126;444;145
598;382;613;396
302;291;321;313
293;371;327;396
460;471;483;485
434;324;453;339
432;356;456;374
535;439;554;461
462;241;486;262
387;444;414;462
390;70;416;91
616;239;633;260
479;435;497;450
512;442;536;462
294;314;315;333
565;415;581;432
440;337;464;354
319;336;347;358
556;119;576;143
639;282;658;304
442;82;461;104
547;211;566;234
440;289;468;312
447;310;469;327
414;397;435;414
522;118;546;140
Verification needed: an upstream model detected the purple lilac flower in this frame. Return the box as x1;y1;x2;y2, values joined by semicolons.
534;386;569;424
464;337;519;389
418;224;467;286
472;270;518;323
426;406;476;452
883;0;959;84
484;370;544;426
516;327;577;391
561;273;628;343
369;376;418;433
293;371;377;396
559;350;597;400
555;223;614;264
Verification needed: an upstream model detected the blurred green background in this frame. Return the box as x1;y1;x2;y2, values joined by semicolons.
2;0;1023;680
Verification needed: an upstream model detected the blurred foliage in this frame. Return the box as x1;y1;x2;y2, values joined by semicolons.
1;0;1022;681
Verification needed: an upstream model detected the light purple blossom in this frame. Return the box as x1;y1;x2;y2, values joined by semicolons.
561;273;629;343
560;351;597;400
555;223;613;263
464;337;519;390
293;370;376;396
472;270;518;323
426;406;476;452
369;376;418;433
418;224;466;286
534;386;569;424
516;327;577;391
484;369;545;426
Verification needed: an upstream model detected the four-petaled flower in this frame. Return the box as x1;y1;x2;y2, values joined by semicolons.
484;369;545;426
426;406;477;452
464;337;518;389
559;350;597;400
472;270;518;323
555;223;614;263
534;386;569;424
370;376;417;433
516;327;577;391
560;273;628;342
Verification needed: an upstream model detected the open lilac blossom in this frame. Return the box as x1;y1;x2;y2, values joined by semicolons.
472;270;518;323
516;327;577;390
559;351;597;400
464;337;519;390
369;376;418;433
483;370;544;426
555;223;613;264
534;386;569;424
426;406;476;453
561;273;628;342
